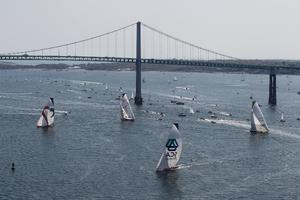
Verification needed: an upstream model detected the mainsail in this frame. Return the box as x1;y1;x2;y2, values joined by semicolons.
120;93;135;121
156;123;182;171
36;98;55;128
250;101;269;133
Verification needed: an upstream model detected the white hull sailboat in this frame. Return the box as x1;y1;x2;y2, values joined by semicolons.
250;101;269;133
189;107;195;114
156;123;182;172
130;91;134;100
120;93;135;121
36;98;55;128
280;113;285;122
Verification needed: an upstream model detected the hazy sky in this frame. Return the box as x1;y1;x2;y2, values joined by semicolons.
0;0;299;59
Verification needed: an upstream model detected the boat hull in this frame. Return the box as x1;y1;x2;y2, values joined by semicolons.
121;118;135;121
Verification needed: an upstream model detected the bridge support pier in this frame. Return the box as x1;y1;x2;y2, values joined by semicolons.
135;21;143;105
268;69;277;105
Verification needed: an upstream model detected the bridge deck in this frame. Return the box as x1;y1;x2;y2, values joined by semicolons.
0;55;292;70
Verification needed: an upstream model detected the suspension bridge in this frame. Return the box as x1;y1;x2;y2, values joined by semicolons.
0;21;291;105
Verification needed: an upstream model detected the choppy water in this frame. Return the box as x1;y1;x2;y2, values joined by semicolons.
0;69;299;199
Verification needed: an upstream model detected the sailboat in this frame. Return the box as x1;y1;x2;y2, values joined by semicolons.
105;83;108;90
189;107;195;114
36;98;55;128
173;76;178;81
250;101;269;133
130;91;134;100
156;123;182;172
280;113;286;122
120;93;135;121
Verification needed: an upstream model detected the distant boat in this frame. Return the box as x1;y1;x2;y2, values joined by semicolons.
36;98;55;128
120;93;135;121
130;91;134;100
280;113;286;122
156;123;182;172
178;113;186;117
250;101;269;133
173;76;178;81
175;101;184;105
189;107;195;114
210;114;217;119
105;83;108;90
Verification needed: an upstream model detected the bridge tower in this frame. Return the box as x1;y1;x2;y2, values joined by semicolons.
268;68;277;105
135;21;143;105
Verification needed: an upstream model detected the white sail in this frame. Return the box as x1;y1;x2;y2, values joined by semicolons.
130;91;134;100
173;76;178;81
156;123;182;171
105;83;108;90
120;93;135;121
36;98;55;128
250;101;269;133
280;113;285;122
189;107;195;114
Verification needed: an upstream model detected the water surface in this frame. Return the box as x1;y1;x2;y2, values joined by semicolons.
0;69;299;199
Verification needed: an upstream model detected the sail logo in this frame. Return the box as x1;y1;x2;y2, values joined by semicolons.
166;139;178;151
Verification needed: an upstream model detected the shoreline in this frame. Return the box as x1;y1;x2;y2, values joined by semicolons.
1;62;300;75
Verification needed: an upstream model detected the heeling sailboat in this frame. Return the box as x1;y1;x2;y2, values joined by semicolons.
156;123;182;172
120;93;135;121
36;98;55;128
250;101;269;133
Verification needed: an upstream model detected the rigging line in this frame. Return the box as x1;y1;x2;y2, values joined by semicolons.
123;28;126;57
90;39;93;56
8;22;136;55
98;37;101;57
142;23;239;60
115;31;117;57
152;30;154;58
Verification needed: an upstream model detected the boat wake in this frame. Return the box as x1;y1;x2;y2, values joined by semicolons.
214;119;250;129
175;86;193;90
55;110;70;115
168;95;195;101
69;80;104;85
198;118;250;128
216;111;232;117
176;164;192;170
269;128;300;139
198;118;300;140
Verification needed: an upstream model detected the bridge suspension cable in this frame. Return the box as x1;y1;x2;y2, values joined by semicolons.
2;21;246;66
6;22;136;57
141;23;240;61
